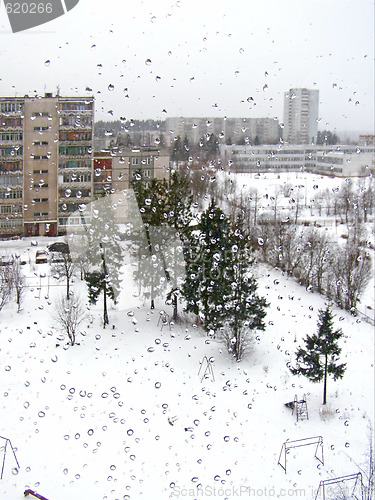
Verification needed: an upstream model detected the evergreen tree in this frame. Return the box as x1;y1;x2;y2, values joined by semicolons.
181;229;201;317
222;212;268;360
171;135;190;163
165;171;194;319
201;133;219;160
131;175;169;309
131;172;195;316
317;130;340;145
84;197;122;327
183;199;233;333
290;305;346;405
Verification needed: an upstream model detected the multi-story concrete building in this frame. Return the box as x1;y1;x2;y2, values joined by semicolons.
93;147;170;197
165;117;280;147
0;97;24;236
221;144;375;177
359;135;375;146
0;93;94;237
283;88;319;145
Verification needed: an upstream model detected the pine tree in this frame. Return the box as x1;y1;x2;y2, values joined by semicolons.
181;229;201;317
85;197;122;327
290;305;346;405
222;212;268;360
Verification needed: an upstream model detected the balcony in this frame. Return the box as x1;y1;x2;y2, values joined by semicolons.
59;140;92;147
58;109;93;117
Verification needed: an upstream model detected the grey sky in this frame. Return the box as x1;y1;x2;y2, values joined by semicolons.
0;0;374;133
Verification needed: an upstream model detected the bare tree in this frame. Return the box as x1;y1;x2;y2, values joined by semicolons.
357;176;374;223
277;222;302;277
322;187;333;217
298;228;333;293
53;294;86;346
0;262;13;312
11;257;25;312
331;239;372;312
290;184;304;224
339;179;354;225
248;187;261;225
312;191;325;217
51;252;77;300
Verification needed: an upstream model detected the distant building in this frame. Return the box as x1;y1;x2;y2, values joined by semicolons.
165;116;280;147
0;93;94;237
221;144;375;177
359;135;375;146
283;88;319;145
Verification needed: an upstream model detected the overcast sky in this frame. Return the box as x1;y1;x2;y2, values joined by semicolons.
0;0;374;133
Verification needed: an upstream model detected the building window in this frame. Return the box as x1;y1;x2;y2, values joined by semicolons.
32;112;51;118
0;190;22;199
32;141;49;146
0;102;23;113
131;157;139;165
33;126;50;131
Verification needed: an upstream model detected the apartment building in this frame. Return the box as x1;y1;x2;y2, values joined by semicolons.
165;116;281;147
0;97;24;236
283;88;319;145
93;147;170;196
0;93;94;237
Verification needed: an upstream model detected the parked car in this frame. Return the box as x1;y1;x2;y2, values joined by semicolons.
48;242;70;254
0;255;14;266
35;250;48;264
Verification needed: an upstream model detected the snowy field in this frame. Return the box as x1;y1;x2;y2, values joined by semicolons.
0;228;374;500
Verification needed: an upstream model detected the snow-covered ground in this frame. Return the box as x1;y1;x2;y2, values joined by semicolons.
0;229;373;500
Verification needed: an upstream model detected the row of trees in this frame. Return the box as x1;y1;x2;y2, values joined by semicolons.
188;172;373;314
78;169;371;353
129;172;269;360
246;220;372;312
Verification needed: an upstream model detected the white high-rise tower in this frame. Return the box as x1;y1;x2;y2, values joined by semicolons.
283;88;319;145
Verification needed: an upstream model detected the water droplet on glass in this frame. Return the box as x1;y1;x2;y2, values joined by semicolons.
108;84;115;91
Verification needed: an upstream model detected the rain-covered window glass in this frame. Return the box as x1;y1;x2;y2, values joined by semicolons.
0;1;374;499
